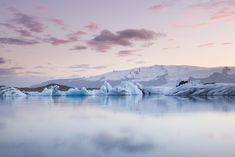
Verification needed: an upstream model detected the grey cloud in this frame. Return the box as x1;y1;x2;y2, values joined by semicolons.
191;0;235;9
149;0;180;11
118;49;142;57
0;57;6;64
73;69;86;72
34;66;44;69
69;64;90;69
117;29;158;40
136;61;146;64
149;4;168;11
16;30;32;37
0;23;16;30
0;37;39;45
43;37;70;46
0;67;44;78
93;65;107;69
12;12;44;33
43;34;86;46
0;68;15;77
17;71;43;75
0;23;32;37
0;67;25;77
88;28;165;52
69;64;107;70
71;45;87;50
10;67;24;70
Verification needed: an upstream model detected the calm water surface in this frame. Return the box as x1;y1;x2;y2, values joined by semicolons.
0;96;235;157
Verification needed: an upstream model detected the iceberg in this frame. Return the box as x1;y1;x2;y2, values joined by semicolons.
168;83;235;96
108;81;143;96
4;80;235;97
40;85;65;96
100;81;113;94
87;81;143;96
0;86;26;97
65;87;92;96
143;86;172;95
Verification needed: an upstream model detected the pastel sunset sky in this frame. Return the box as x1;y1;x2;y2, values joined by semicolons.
0;0;235;86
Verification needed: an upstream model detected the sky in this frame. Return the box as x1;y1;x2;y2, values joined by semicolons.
0;0;235;86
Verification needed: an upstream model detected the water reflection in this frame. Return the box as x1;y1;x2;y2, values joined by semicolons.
1;96;235;114
0;96;235;157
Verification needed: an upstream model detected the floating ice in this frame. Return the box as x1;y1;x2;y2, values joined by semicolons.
100;81;113;93
3;81;235;97
66;87;92;96
0;86;26;97
41;85;65;96
109;81;143;96
168;83;235;96
143;86;171;95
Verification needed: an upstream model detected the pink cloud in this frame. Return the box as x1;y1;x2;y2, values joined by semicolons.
172;9;213;29
45;37;70;46
48;18;64;25
191;0;235;10
190;1;235;24
42;30;87;46
168;38;175;41
0;23;33;37
172;2;235;29
162;45;181;50
87;40;112;52
211;9;235;21
136;60;145;64
35;5;48;12
149;0;176;12
85;23;98;30
72;31;87;36
198;43;214;48
118;49;142;57
0;37;39;45
149;4;167;11
221;42;234;45
16;29;32;37
67;31;87;40
41;30;87;46
10;9;44;33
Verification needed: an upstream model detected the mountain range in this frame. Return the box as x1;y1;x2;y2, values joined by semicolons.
33;65;235;88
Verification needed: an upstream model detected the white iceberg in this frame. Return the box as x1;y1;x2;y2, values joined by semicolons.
40;85;65;96
168;83;235;96
6;80;235;97
108;81;143;96
65;87;92;96
143;86;172;95
94;81;113;95
100;81;113;93
85;81;143;96
0;86;26;97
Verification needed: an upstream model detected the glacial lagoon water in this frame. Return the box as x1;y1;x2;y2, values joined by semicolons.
0;96;235;157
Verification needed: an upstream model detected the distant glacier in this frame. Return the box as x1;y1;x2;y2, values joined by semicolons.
33;65;235;88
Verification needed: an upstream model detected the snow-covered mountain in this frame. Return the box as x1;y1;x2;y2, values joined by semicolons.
33;65;235;88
